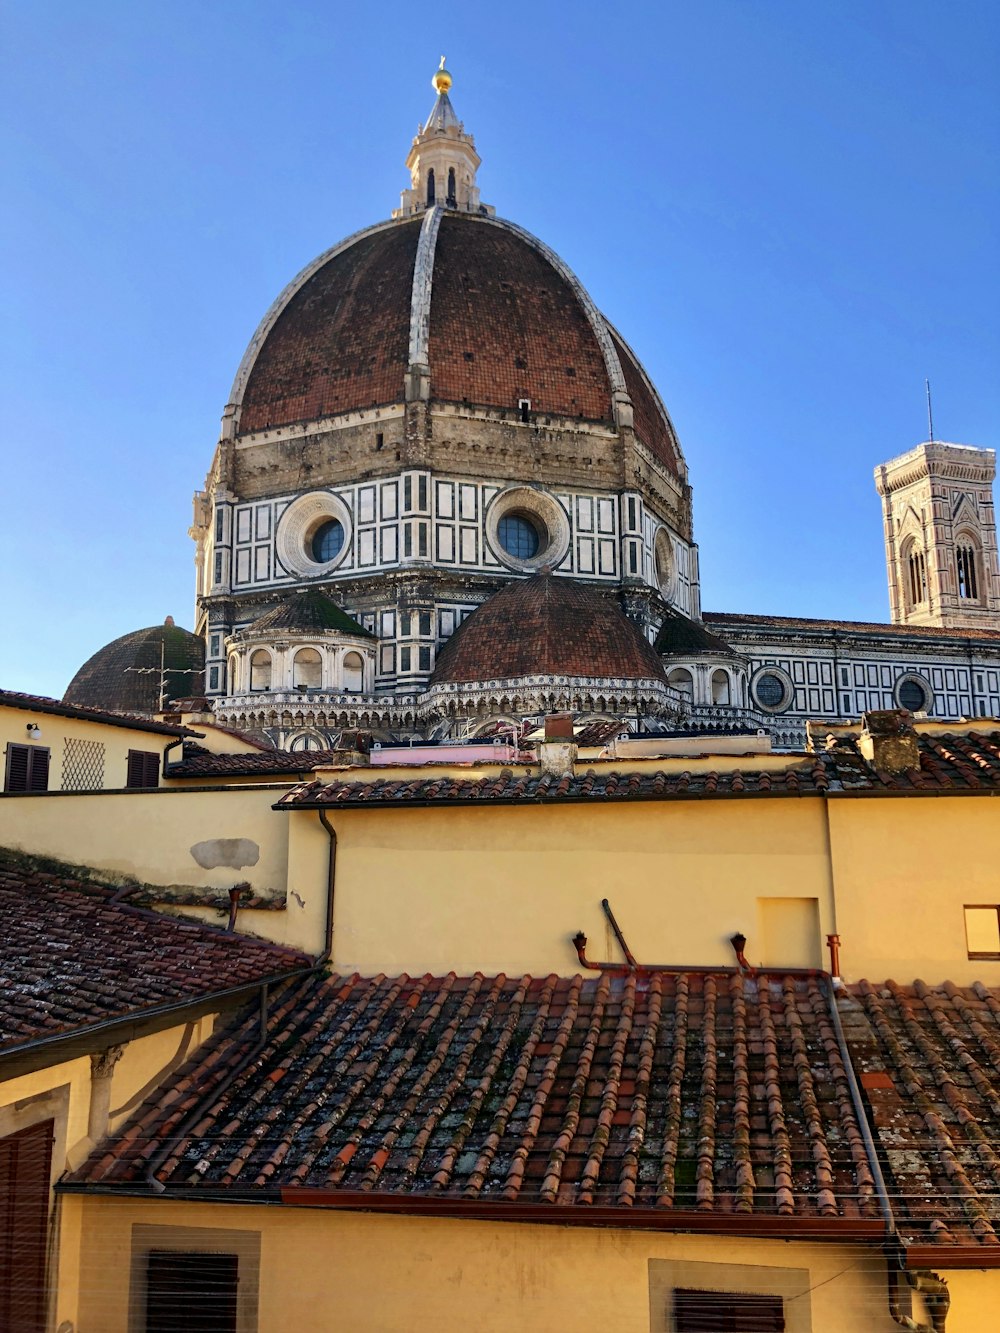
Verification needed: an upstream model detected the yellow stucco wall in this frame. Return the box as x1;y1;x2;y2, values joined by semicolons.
0;702;178;791
827;796;1000;986
315;798;834;976
0;786;293;924
66;1195;998;1333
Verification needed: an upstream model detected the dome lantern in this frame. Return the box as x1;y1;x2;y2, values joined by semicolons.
393;61;494;219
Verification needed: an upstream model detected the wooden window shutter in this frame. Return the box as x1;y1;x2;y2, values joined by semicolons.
27;747;49;792
674;1288;785;1332
0;1119;55;1333
4;744;49;793
4;744;29;792
126;750;160;789
145;1250;239;1333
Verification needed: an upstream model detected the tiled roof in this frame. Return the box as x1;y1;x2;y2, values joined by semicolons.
167;747;348;778
0;856;310;1055
62;621;205;716
655;610;738;658
428;215;613;425
69;970;882;1233
238;221;421;434
69;969;1000;1253
274;729;1000;808
275;761;832;809
430;573;669;687
838;980;1000;1251
245;590;373;638
0;688;191;736
820;728;1000;793
705;610;1000;643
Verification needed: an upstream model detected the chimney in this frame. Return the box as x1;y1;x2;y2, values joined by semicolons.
537;713;578;777
857;709;920;774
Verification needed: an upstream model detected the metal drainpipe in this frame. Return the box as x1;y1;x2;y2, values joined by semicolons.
316;810;337;967
823;977;948;1332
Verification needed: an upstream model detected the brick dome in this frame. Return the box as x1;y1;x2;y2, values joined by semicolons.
64;619;204;716
430;572;668;686
229;212;682;476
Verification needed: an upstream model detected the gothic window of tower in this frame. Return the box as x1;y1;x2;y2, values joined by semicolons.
957;539;980;600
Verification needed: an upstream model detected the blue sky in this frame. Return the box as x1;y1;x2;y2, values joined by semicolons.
1;1;997;697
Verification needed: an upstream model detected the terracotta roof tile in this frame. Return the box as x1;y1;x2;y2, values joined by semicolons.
274;730;1000;809
838;980;1000;1249
429;215;613;422
238;221;421;433
0;688;191;736
69;970;882;1229
0;854;309;1053
705;610;1000;643
167;747;348;778
430;572;668;686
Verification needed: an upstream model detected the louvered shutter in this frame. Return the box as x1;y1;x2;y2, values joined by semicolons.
674;1289;785;1332
26;747;49;792
127;749;160;789
4;744;48;793
4;744;29;792
0;1119;54;1333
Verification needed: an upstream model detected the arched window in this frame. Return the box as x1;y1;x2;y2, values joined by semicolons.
290;733;322;752
249;650;271;692
907;546;927;606
426;168;435;205
711;670;730;705
957;541;980;600
292;648;322;690
667;668;693;702
343;652;364;693
447;167;456;205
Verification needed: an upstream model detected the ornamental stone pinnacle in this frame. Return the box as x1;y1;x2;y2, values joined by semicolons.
393;61;494;219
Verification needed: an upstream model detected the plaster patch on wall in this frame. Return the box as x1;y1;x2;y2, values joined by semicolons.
189;838;261;870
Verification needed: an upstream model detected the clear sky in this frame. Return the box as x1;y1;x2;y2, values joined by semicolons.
1;1;997;698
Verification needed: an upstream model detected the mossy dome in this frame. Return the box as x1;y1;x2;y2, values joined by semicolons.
63;617;204;716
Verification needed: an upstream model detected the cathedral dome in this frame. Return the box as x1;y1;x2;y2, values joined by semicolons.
227;211;683;477
430;572;668;687
64;618;204;716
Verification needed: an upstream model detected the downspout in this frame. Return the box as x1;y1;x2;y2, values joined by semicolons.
316;810;337;967
823;977;949;1332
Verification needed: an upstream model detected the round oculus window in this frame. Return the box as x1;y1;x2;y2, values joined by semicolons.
498;514;542;560
897;678;930;712
754;672;788;710
311;519;345;564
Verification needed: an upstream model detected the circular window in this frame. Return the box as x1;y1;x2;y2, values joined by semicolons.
498;514;542;560
276;491;353;577
485;486;571;572
751;667;793;713
653;528;674;598
311;519;345;564
896;675;932;713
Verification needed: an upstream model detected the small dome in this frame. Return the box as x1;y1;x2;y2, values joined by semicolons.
64;619;204;715
655;610;737;657
245;589;373;638
431;572;668;686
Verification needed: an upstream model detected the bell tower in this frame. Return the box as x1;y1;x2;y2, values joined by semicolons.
393;60;494;218
875;441;1000;631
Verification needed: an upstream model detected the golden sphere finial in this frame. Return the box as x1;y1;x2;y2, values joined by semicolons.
433;55;452;95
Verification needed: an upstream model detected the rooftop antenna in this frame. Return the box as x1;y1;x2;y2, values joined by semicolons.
925;378;935;443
